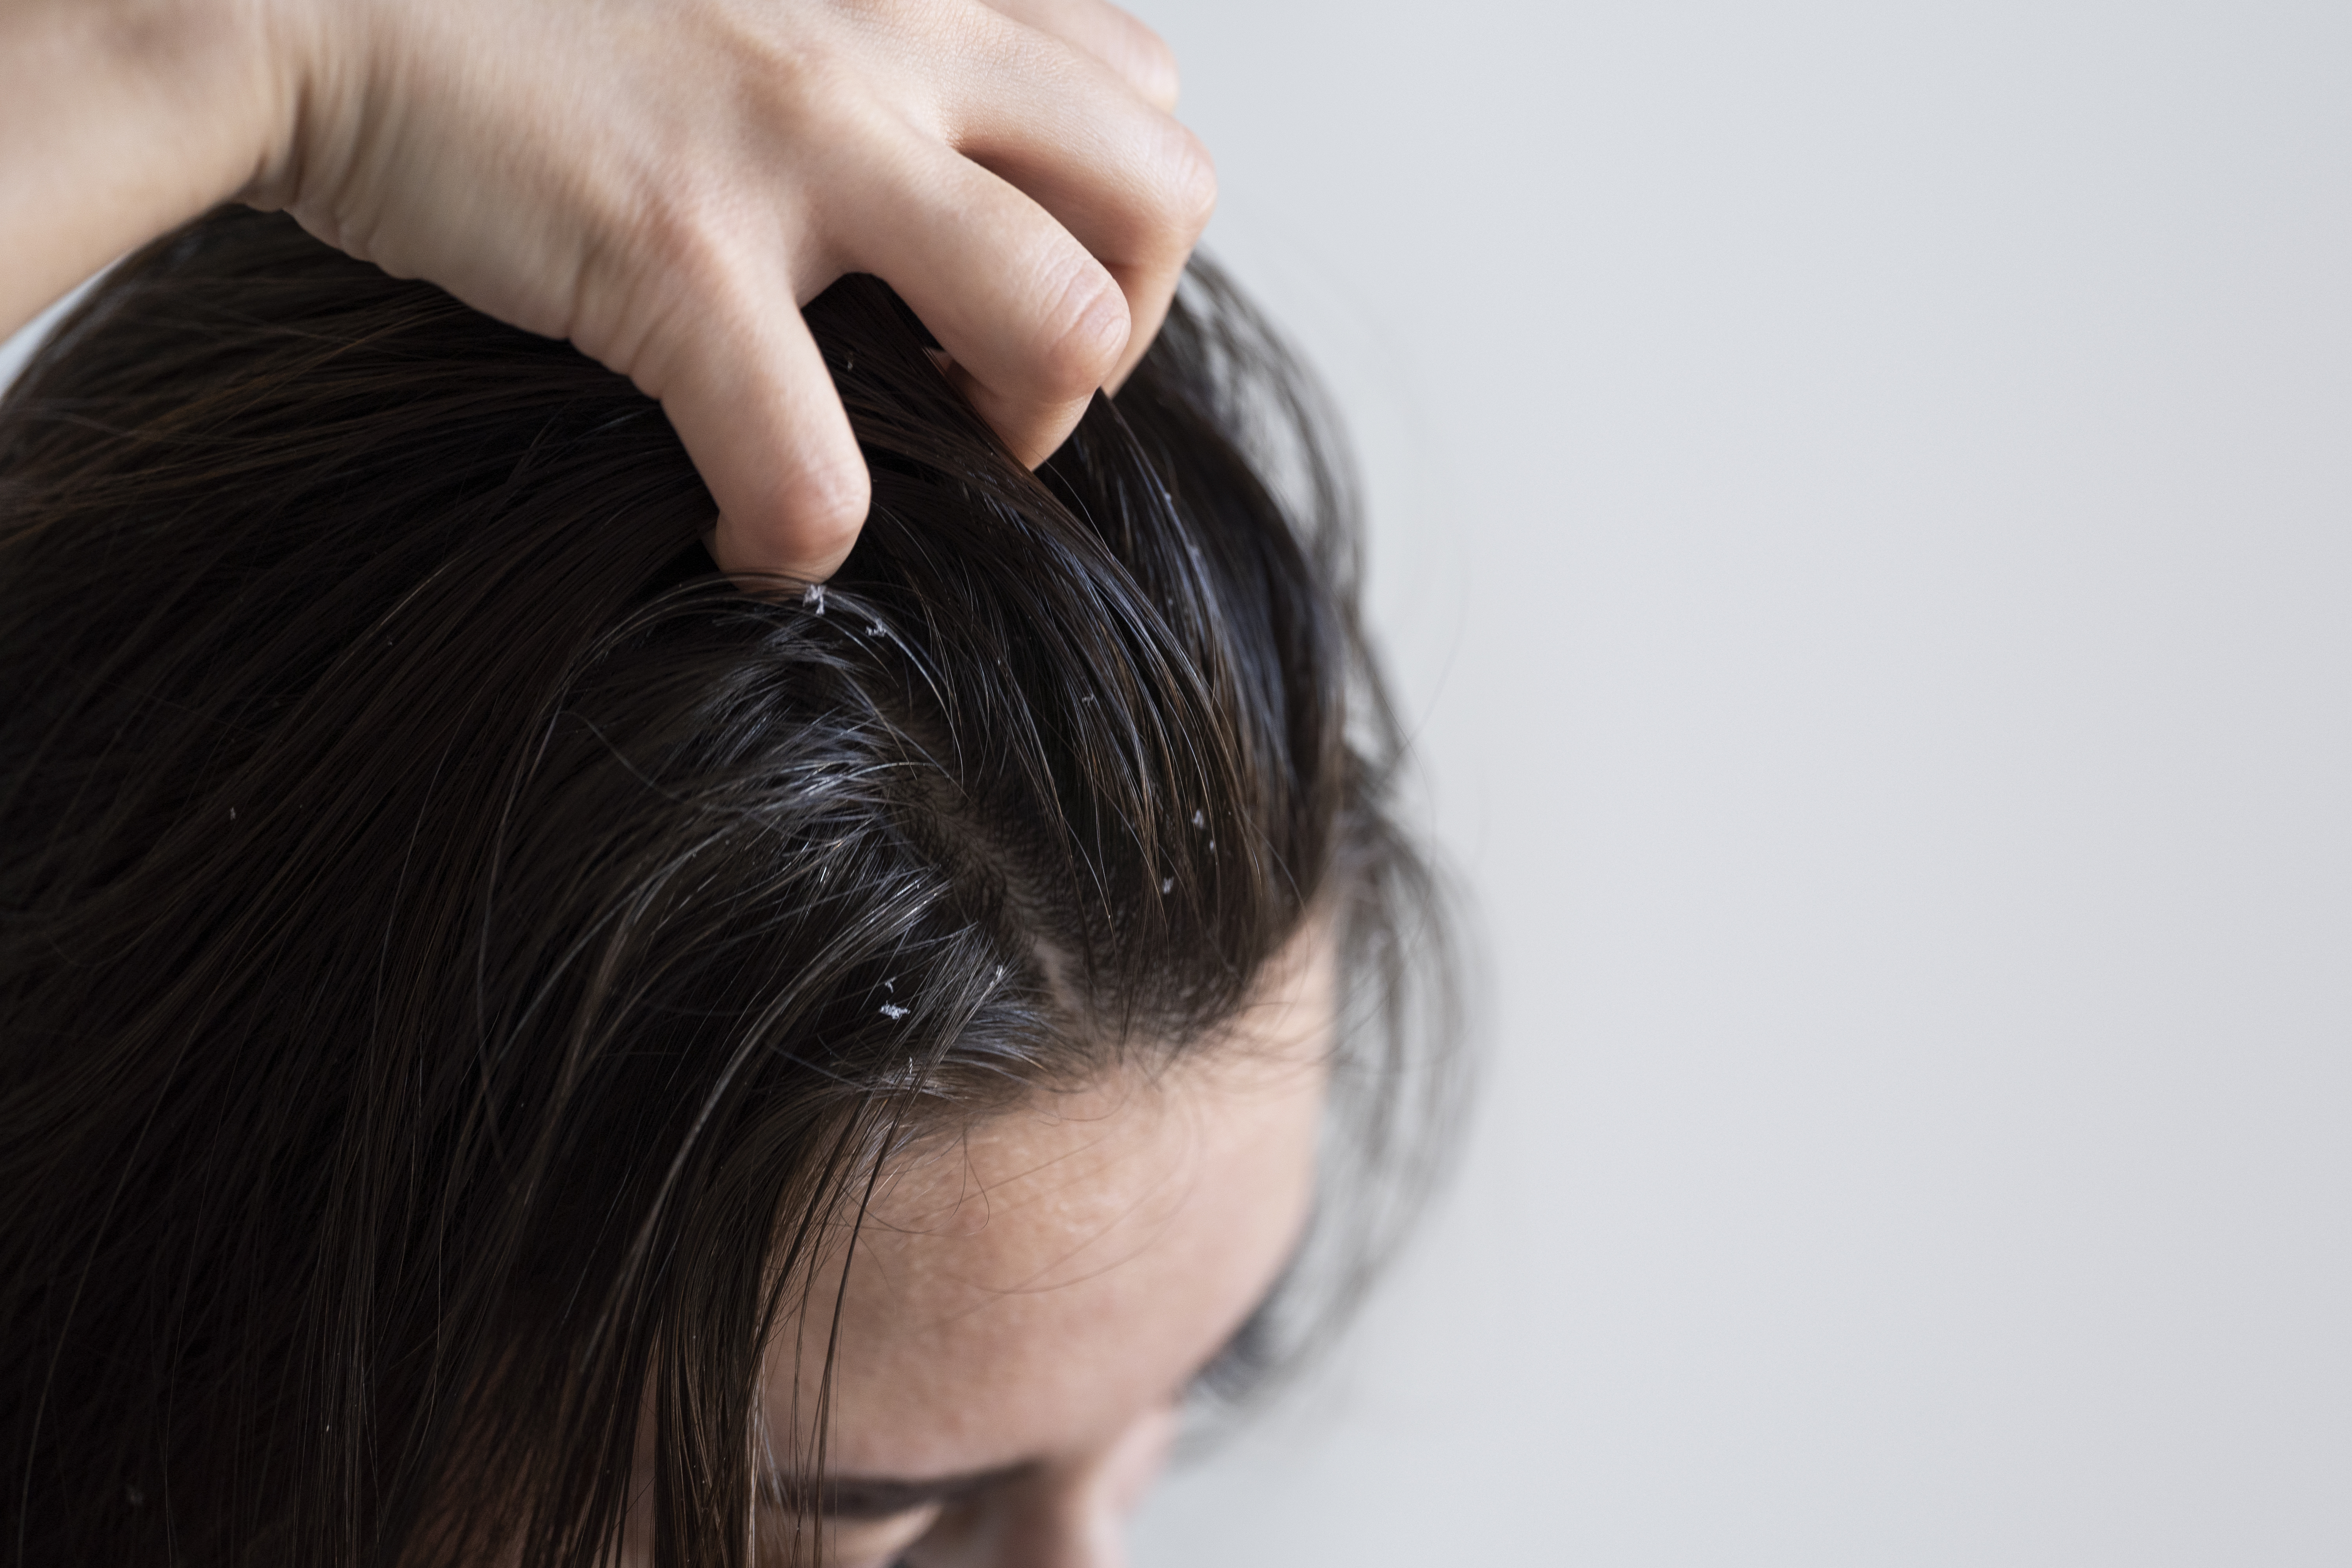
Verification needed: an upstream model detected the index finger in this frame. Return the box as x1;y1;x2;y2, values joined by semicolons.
633;253;870;586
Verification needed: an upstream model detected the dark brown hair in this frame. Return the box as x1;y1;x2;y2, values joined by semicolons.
0;209;1458;1567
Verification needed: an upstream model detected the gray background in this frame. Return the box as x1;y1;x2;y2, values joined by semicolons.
1123;1;2352;1564
6;4;2348;1563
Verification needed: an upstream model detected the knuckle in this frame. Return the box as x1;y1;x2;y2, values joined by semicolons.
705;14;877;156
751;41;868;149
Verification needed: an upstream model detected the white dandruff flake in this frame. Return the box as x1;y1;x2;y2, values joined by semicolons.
1191;809;1205;828
802;583;826;615
879;1003;909;1020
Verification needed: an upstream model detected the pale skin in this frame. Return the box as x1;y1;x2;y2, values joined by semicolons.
619;927;1338;1567
0;0;1215;582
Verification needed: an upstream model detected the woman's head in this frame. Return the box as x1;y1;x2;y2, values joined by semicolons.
0;209;1455;1566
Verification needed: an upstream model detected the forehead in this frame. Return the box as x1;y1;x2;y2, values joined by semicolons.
783;927;1337;1479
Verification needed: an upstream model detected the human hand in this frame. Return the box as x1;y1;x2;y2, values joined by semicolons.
248;0;1214;581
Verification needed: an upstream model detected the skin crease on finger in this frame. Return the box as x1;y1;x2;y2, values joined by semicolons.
617;925;1336;1568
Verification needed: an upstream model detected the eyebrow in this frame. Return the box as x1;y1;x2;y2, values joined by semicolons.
765;1460;1038;1521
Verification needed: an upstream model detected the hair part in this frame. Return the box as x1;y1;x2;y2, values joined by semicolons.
0;208;1463;1568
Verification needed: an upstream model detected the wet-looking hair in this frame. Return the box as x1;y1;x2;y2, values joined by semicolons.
0;209;1459;1568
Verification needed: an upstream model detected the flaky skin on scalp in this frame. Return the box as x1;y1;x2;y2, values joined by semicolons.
0;209;1459;1568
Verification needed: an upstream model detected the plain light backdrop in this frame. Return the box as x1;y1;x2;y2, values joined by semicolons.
4;4;2347;1564
1118;1;2352;1565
